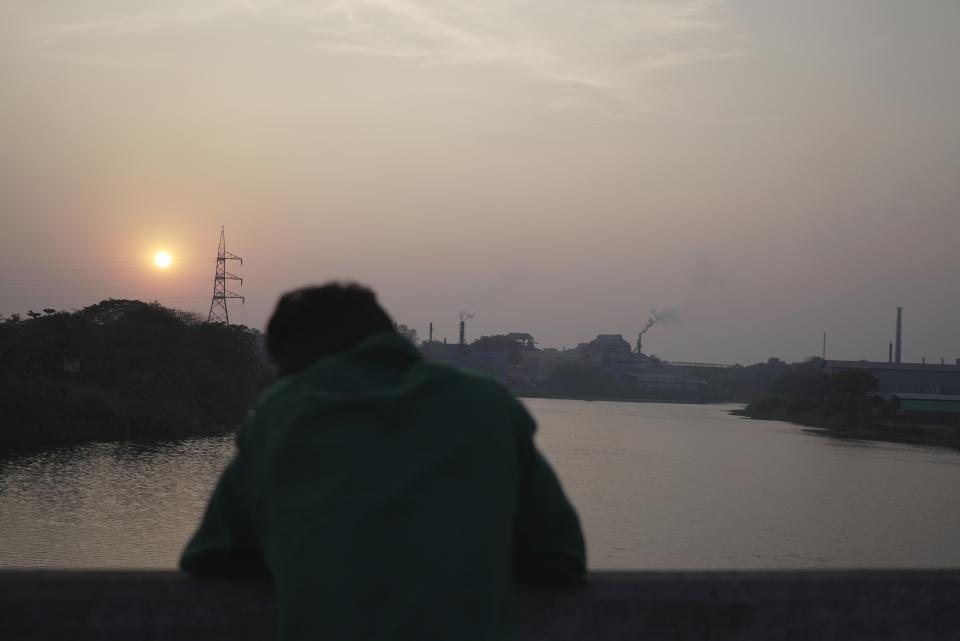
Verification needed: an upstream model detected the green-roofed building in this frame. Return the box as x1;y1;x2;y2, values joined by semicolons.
892;393;960;423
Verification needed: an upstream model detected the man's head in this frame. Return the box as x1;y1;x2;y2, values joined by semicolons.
266;283;395;376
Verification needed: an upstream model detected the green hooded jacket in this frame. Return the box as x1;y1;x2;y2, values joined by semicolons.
181;332;585;641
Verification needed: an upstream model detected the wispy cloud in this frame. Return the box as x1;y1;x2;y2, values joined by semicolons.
12;0;741;110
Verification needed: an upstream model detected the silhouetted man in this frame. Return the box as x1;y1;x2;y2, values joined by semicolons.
181;283;585;641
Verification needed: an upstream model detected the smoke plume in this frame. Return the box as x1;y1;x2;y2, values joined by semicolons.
640;306;678;335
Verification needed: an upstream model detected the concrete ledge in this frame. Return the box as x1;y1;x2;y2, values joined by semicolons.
2;570;959;640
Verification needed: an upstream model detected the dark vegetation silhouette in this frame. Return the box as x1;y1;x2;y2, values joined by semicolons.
0;299;272;451
741;363;882;428
739;361;960;450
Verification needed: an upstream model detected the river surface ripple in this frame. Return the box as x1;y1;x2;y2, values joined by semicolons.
2;399;958;569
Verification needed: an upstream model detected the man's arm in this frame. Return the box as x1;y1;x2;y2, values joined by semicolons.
180;434;269;578
512;401;587;585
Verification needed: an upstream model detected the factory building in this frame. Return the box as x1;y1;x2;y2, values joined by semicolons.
822;360;960;395
423;323;705;396
890;393;960;422
820;306;960;396
505;333;536;349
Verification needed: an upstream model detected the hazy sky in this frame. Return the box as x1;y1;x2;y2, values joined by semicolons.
2;0;958;364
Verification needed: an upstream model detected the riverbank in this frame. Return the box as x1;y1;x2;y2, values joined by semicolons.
732;408;960;451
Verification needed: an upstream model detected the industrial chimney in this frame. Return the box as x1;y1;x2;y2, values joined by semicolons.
429;322;433;343
636;333;643;354
459;319;465;352
888;342;893;364
895;307;902;364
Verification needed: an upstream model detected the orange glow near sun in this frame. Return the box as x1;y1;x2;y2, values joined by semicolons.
154;251;172;269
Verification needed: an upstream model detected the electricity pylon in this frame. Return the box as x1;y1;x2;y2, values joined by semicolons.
207;226;244;324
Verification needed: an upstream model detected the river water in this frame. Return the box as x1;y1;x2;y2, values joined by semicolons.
1;400;959;570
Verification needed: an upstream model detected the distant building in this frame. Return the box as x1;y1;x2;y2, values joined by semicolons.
420;329;713;396
419;339;514;379
891;393;960;423
588;334;633;355
551;334;657;380
519;348;568;383
628;371;709;394
419;341;449;362
505;333;536;350
823;360;960;395
457;350;511;376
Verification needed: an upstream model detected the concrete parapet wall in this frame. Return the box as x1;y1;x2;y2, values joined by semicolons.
2;570;959;640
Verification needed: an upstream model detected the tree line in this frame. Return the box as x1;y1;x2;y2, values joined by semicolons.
0;300;273;452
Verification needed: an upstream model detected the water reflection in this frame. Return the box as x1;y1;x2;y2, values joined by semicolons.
0;436;234;569
1;402;959;570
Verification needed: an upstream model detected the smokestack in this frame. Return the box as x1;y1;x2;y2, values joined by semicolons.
822;332;826;360
429;322;433;343
637;333;643;354
895;307;902;364
459;319;465;350
888;343;893;363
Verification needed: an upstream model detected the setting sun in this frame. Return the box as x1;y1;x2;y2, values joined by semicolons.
154;251;172;269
